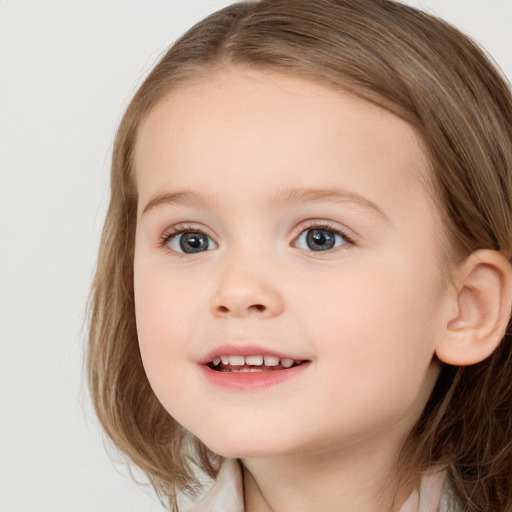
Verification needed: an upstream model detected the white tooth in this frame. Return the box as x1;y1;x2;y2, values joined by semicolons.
220;355;230;365
229;355;245;366
281;358;294;368
213;357;221;366
264;355;280;367
245;355;264;366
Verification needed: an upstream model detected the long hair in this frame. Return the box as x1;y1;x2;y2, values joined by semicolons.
87;1;512;509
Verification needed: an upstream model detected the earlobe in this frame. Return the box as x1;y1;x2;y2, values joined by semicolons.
435;250;512;366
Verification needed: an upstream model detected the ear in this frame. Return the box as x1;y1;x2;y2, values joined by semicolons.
435;250;512;366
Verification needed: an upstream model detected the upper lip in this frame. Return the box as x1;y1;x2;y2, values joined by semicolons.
198;344;308;364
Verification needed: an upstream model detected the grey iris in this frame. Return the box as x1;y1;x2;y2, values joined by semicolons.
306;229;336;251
180;232;209;253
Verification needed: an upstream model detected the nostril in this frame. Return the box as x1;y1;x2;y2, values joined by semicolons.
216;304;266;314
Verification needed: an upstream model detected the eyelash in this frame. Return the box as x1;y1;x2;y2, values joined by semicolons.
159;222;355;253
160;224;209;247
298;222;354;244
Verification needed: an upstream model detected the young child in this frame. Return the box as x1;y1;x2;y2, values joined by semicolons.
87;1;512;510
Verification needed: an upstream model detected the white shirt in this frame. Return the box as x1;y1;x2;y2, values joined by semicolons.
189;459;450;512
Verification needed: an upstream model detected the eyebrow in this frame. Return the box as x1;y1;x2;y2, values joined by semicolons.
270;187;389;221
141;190;211;216
141;187;389;222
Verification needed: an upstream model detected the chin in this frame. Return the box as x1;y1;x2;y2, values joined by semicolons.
199;432;293;460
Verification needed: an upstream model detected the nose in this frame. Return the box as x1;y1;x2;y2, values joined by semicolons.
210;261;285;319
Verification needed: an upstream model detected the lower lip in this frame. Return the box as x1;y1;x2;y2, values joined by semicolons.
198;362;311;391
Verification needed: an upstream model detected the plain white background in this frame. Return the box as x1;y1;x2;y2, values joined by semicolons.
1;1;511;510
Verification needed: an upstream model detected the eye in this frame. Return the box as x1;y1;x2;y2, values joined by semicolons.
295;226;349;252
165;230;218;254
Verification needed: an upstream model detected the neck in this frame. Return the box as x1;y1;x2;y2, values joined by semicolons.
242;433;416;512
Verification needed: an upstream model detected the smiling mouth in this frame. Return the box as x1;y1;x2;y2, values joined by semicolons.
207;355;306;372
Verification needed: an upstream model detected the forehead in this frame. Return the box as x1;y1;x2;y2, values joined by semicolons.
134;67;431;210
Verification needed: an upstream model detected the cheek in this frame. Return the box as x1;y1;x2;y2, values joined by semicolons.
133;263;212;426
299;255;440;383
134;261;196;380
291;261;441;443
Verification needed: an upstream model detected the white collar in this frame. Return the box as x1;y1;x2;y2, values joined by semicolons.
189;459;447;512
190;459;244;512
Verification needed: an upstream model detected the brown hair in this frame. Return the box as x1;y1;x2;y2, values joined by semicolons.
87;0;512;510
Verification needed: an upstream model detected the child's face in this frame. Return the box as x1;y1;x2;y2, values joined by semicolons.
133;67;448;460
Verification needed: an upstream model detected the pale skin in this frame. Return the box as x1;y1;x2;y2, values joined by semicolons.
133;67;512;511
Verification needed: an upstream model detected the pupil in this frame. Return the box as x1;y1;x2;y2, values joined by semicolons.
306;229;335;251
180;232;208;253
